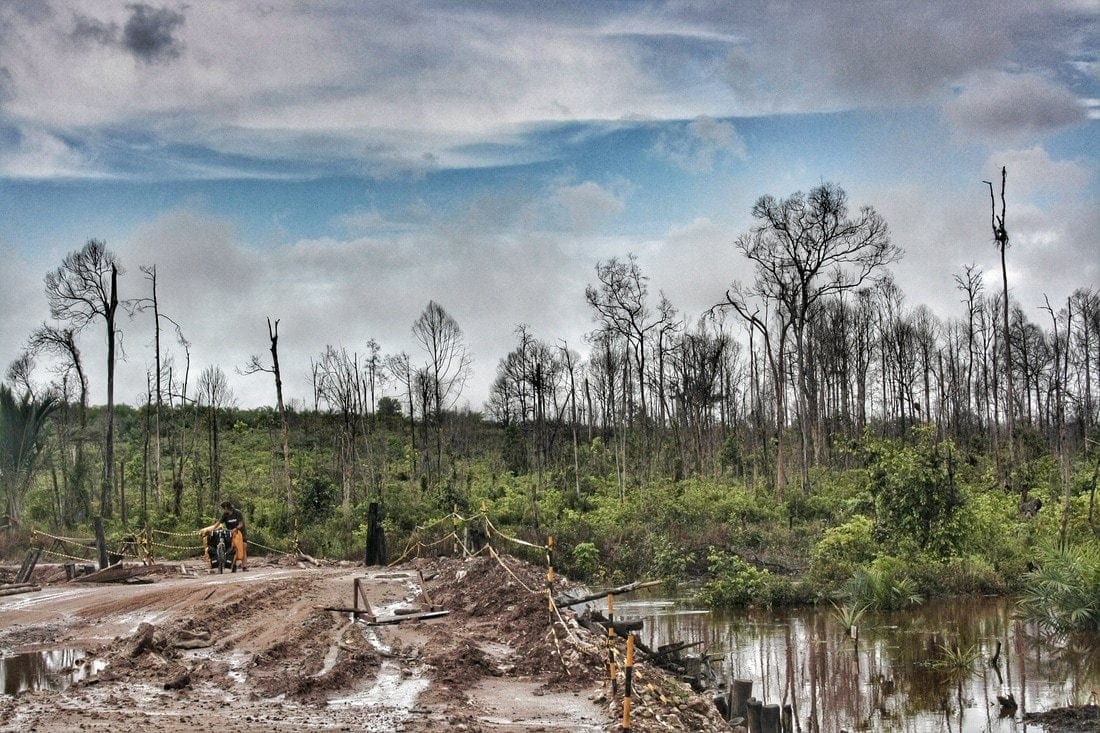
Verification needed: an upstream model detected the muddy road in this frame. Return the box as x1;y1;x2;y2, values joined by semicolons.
0;555;730;732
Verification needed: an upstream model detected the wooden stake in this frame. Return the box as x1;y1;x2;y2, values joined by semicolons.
623;633;634;731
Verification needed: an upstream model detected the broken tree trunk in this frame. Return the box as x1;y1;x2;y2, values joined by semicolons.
554;579;661;607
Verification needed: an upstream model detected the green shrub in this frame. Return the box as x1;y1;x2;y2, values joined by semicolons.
651;535;694;591
809;515;876;592
909;554;1007;597
844;555;922;610
569;541;601;582
1019;544;1100;632
696;547;771;608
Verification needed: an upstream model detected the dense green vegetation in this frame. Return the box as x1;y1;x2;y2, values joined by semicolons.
4;182;1100;634
2;395;1098;634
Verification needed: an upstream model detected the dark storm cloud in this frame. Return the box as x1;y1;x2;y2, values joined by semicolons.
122;3;184;62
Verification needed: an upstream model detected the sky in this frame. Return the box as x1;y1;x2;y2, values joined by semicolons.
1;1;1097;411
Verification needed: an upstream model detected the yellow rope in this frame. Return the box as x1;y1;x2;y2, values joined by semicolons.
32;529;95;547
150;528;200;538
488;544;537;594
40;547;97;563
483;518;544;550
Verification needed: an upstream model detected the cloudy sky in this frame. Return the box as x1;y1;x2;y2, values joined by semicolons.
1;1;1097;410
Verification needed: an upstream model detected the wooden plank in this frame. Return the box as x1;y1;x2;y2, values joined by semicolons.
0;585;41;597
71;563;160;584
352;577;375;622
418;568;437;610
15;547;41;584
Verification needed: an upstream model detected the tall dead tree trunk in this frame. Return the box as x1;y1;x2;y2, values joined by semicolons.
986;167;1016;477
240;317;294;513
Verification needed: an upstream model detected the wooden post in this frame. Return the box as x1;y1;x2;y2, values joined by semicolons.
144;525;155;564
623;633;634;731
607;593;617;694
762;703;781;733
730;679;753;721
15;548;41;584
94;516;108;569
352;577;376;622
546;535;555;626
746;698;763;733
452;504;460;556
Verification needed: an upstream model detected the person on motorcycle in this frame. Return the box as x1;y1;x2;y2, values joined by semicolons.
200;501;248;570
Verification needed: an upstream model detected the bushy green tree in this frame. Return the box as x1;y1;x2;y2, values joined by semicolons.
697;547;771;608
809;515;876;591
864;426;964;557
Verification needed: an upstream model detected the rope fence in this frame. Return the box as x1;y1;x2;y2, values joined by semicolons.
27;509;649;727
386;505;614;683
27;523;301;567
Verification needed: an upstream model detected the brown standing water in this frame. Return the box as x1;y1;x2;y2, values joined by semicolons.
605;595;1100;732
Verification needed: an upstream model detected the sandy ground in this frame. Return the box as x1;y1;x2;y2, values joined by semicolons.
0;554;731;732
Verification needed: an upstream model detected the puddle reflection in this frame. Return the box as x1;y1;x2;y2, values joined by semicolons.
1;648;107;695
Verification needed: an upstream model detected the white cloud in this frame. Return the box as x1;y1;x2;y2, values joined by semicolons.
982;146;1092;196
12;203;633;408
651;116;747;173
2;2;1093;179
0;124;96;178
551;181;626;232
645;217;735;317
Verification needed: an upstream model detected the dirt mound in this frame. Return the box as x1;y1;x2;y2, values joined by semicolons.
414;553;732;731
0;555;733;731
418;554;603;683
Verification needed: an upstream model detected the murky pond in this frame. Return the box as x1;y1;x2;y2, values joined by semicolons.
604;594;1100;732
1;648;107;695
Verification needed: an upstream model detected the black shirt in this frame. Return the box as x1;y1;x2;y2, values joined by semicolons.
221;508;244;531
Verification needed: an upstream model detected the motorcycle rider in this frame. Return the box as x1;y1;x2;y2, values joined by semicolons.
199;501;248;571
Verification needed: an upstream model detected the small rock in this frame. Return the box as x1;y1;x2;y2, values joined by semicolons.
163;671;191;690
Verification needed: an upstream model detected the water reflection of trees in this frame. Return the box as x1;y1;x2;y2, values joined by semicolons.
627;596;1100;732
0;648;87;695
1017;628;1100;705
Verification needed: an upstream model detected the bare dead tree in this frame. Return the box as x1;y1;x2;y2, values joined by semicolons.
728;183;898;494
558;340;583;499
196;364;235;511
315;345;363;512
240;317;293;512
44;239;125;517
4;353;37;398
719;287;793;495
27;326;87;428
384;351;418;478
412;302;471;484
984;167;1015;470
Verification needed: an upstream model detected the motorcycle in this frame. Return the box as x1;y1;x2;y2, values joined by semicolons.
204;527;240;573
